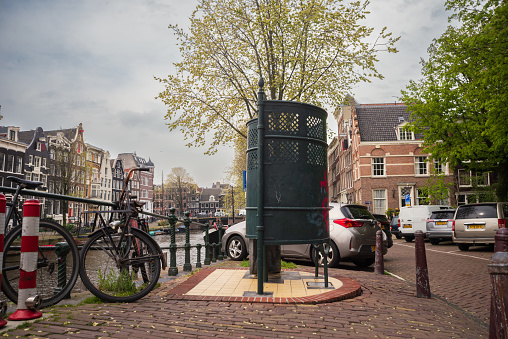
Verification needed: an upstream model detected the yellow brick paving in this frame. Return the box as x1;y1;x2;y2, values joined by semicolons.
185;269;343;298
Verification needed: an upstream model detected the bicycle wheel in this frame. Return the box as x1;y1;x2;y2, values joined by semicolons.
79;227;161;303
1;221;80;308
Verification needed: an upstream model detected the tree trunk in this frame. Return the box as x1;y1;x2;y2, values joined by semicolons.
249;240;281;275
496;160;508;202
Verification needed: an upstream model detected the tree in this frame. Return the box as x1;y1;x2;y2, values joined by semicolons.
401;0;508;201
165;167;196;217
156;0;398;154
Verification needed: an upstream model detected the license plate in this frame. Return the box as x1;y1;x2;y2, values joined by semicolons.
371;246;376;252
436;221;447;225
467;224;484;229
403;224;412;228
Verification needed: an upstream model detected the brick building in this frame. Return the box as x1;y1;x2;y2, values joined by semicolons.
328;99;455;214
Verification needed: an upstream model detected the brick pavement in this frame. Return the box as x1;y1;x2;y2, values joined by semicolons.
383;239;492;324
0;260;488;338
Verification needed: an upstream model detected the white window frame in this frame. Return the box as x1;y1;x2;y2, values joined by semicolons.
371;157;385;177
415;156;428;176
398;127;414;141
373;189;386;214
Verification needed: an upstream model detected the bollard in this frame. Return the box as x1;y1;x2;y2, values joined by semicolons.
183;212;192;272
415;230;431;298
204;223;211;265
53;242;71;299
0;195;7;327
168;208;178;276
218;224;224;260
195;244;202;268
9;199;43;321
375;230;384;275
489;228;508;339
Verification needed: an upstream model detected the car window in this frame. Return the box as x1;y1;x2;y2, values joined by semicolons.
430;211;455;219
455;204;498;219
342;206;375;220
503;204;508;219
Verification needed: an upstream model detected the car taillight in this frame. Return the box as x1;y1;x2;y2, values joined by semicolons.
499;219;506;228
452;220;455;231
334;218;364;228
398;219;400;228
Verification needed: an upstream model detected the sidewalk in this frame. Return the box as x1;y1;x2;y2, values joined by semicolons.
1;260;489;338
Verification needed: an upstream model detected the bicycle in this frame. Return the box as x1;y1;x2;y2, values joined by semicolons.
78;167;164;303
1;176;80;308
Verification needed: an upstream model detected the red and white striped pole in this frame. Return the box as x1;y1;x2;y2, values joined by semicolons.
8;199;43;321
0;194;8;327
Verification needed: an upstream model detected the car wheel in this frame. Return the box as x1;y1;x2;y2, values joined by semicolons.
311;241;340;268
395;234;402;239
430;239;440;245
458;243;470;251
227;235;247;261
404;236;413;242
353;257;375;267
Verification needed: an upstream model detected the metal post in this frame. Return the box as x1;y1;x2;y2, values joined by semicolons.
195;243;202;268
375;230;384;275
183;211;192;272
218;224;224;260
204;223;211;265
53;242;70;298
489;228;508;339
256;77;266;295
323;241;329;288
168;207;178;276
415;230;431;298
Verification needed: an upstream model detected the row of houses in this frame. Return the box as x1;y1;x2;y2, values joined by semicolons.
327;97;495;215
0;119;232;223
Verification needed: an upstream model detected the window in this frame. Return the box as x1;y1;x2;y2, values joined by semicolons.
458;169;471;186
6;155;14;172
49;149;55;160
36;142;41;151
373;189;386;214
34;157;41;168
0;153;4;171
416;189;428;205
433;160;443;174
32;173;39;182
415;156;428;175
371;158;385;176
398;127;414;140
25;173;32;181
476;172;489;186
15;157;23;173
42;158;47;168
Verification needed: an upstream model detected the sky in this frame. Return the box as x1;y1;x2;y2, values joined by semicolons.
0;0;450;187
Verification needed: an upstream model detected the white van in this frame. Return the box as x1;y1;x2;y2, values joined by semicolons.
399;205;451;242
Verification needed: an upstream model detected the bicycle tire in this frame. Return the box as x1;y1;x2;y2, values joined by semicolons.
79;227;161;303
1;221;80;308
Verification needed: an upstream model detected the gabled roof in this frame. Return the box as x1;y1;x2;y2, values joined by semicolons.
18;130;35;145
200;188;222;201
45;127;78;141
355;103;422;142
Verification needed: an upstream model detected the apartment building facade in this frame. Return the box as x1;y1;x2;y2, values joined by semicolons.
328;99;455;214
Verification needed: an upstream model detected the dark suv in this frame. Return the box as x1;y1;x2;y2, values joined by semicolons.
390;215;401;239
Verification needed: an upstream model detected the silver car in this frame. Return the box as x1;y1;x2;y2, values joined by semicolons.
453;202;508;251
426;209;455;245
222;203;387;268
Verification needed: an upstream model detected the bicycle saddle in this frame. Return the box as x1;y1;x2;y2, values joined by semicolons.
130;200;146;208
7;176;43;189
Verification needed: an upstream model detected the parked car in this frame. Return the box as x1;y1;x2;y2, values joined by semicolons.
452;202;508;251
221;203;388;268
426;209;456;245
390;215;401;239
399;205;451;242
372;214;393;248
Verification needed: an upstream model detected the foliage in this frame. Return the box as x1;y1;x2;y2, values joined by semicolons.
78;295;104;305
165;167;197;216
156;0;398;154
97;269;136;296
281;260;298;269
224;129;247;212
420;172;454;205
401;0;508;201
385;208;395;219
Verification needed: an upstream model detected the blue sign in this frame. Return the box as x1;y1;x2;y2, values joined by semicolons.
405;194;411;206
243;170;247;192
